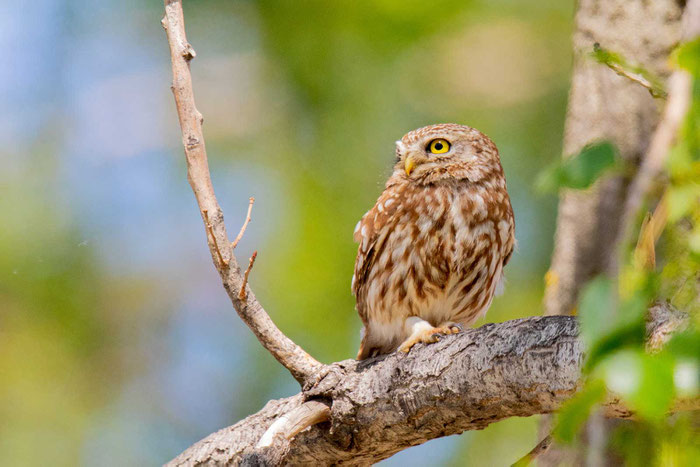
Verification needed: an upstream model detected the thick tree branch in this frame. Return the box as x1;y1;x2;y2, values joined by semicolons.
168;309;696;466
161;0;324;385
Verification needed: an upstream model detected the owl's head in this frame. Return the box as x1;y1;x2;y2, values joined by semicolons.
393;124;503;185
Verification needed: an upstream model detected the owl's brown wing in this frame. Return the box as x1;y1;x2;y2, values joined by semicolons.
352;183;404;328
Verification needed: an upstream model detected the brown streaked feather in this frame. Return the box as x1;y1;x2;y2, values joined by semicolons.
352;124;515;360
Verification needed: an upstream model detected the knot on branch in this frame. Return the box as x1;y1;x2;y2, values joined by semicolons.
183;43;196;61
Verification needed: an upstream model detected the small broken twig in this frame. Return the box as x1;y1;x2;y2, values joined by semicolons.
512;434;553;467
202;209;228;268
239;251;258;301
256;401;331;449
232;197;255;249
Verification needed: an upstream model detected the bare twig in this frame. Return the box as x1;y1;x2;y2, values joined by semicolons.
162;0;325;385
239;251;257;301
232;197;255;249
512;434;553;467
203;209;228;268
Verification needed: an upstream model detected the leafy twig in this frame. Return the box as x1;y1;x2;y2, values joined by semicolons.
592;43;667;99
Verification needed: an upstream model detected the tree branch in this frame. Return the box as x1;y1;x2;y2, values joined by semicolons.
161;0;325;386
168;308;696;466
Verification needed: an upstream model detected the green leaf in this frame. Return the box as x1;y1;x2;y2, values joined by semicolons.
584;319;646;373
601;350;675;420
673;37;700;77
578;274;652;373
667;184;700;223
536;142;618;193
578;276;615;348
666;330;700;360
554;380;606;444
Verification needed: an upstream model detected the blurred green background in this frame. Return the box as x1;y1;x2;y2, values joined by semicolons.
0;0;575;465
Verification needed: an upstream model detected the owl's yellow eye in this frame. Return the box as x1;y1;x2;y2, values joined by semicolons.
428;139;450;154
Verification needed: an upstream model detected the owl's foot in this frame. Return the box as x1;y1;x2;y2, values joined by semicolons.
398;317;461;354
438;321;463;334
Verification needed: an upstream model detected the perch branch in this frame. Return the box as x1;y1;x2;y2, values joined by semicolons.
162;0;324;385
169;306;696;466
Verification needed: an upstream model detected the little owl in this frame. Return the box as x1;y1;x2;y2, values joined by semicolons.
353;123;514;360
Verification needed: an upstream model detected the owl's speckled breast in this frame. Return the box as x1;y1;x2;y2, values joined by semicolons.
352;124;514;359
357;181;513;354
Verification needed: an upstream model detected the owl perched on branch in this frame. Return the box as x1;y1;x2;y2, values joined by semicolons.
353;124;515;360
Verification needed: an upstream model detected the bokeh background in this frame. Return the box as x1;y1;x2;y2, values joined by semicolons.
0;0;575;465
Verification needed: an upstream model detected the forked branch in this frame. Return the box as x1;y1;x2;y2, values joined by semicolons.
162;0;325;385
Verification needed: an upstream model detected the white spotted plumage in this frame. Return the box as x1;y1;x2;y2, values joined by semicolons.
353;124;514;359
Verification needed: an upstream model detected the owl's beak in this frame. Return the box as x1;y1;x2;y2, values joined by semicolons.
404;155;417;176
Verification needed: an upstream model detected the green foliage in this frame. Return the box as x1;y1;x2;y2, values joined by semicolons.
673;37;700;77
600;350;675;420
536;142;618;193
577;276;615;348
548;37;700;461
554;380;606;443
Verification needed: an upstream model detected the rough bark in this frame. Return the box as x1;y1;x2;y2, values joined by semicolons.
544;0;684;317
167;312;697;466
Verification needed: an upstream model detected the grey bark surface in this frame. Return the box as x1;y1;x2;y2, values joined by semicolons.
167;312;697;466
544;0;683;317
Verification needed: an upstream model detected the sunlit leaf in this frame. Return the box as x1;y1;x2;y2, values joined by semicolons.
635;353;675;420
673;37;700;77
536;142;618;193
600;350;675;420
673;359;699;398
584;320;646;373
554;380;606;444
578;273;652;373
667;184;700;223
665;330;700;360
601;349;643;396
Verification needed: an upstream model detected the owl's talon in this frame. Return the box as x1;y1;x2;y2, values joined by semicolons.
440;321;463;334
398;318;457;354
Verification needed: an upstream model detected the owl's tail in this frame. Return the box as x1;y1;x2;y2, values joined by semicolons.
356;333;382;360
356;336;371;360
